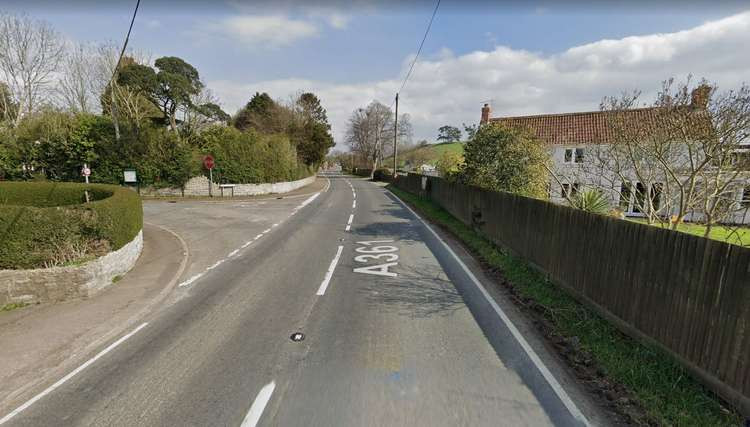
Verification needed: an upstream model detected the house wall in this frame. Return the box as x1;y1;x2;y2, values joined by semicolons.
547;144;750;224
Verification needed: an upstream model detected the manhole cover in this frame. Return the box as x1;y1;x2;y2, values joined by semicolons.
290;332;305;342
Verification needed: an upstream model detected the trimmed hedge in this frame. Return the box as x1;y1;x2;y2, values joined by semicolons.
0;182;142;269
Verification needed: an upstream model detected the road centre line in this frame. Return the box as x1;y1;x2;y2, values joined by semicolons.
316;245;344;296
389;191;591;426
345;213;354;231
352;200;356;209
240;381;276;427
0;322;149;425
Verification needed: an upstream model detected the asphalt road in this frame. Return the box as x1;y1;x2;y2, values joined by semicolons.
2;176;592;426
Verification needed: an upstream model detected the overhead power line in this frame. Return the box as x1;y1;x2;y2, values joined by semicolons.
109;0;141;140
110;0;141;83
395;0;441;100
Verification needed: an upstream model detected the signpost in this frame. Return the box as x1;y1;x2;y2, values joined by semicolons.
123;168;139;194
82;164;91;202
203;155;215;197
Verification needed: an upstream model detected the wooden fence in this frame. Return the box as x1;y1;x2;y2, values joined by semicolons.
394;173;750;416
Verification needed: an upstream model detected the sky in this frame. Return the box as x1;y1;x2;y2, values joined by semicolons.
3;0;750;150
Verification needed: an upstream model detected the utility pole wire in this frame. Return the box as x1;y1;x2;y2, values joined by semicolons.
390;0;440;174
394;0;441;103
110;0;141;140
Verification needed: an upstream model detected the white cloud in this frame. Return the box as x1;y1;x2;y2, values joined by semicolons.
200;14;319;47
146;19;161;29
207;11;750;149
327;12;350;29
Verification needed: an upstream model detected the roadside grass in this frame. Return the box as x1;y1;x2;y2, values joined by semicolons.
387;185;742;426
1;302;30;313
628;218;750;247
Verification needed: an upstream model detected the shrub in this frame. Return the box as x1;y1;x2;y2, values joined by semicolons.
570;189;610;214
0;182;142;269
199;125;307;184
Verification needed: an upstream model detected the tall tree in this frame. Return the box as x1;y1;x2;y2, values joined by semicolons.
0;12;64;125
153;56;203;132
345;101;394;179
233;92;278;132
293;92;334;166
56;43;97;113
437;125;462;143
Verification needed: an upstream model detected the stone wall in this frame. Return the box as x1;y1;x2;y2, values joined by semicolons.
0;230;143;306
140;175;315;197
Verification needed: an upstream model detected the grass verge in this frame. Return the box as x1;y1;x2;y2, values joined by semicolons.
387;184;742;426
1;302;30;313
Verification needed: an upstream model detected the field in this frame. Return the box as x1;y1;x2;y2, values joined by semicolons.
392;141;464;168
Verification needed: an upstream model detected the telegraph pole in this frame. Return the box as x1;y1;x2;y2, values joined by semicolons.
393;93;399;177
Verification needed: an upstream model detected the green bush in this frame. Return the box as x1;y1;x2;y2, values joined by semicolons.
198;125;309;184
0;182;142;269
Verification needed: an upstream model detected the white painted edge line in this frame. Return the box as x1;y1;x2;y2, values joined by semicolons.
228;249;240;257
0;322;149;425
390;192;591;427
316;245;344;296
352;200;356;209
240;381;276;427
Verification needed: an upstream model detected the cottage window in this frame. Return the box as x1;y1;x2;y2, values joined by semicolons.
575;148;585;163
742;187;750;207
619;183;631;211
564;149;573;163
561;183;570;198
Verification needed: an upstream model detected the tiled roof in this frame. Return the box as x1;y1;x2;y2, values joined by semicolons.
490;108;663;145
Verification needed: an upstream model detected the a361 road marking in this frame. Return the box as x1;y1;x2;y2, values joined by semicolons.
353;240;398;277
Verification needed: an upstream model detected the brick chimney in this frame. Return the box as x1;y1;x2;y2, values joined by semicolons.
480;103;491;125
691;84;711;109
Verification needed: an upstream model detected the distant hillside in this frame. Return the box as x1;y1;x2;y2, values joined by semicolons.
396;142;464;168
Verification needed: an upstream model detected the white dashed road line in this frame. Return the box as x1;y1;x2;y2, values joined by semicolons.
240;381;276;427
316;245;344;296
178;191;322;288
345;213;354;232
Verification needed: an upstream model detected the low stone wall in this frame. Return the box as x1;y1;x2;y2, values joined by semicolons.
140;175;315;197
0;230;143;306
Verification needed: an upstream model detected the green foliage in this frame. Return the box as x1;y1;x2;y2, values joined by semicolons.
437;125;461;142
233;92;279;132
0;182;142;269
570;189;610;214
460;123;549;198
388;184;742;427
435;150;464;181
462;123;478;141
197;125;304;184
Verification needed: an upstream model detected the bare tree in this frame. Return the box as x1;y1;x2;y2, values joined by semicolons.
57;42;95;113
0;12;65;124
576;77;750;236
345;101;394;179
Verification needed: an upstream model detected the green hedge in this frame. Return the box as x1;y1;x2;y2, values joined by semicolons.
0;182;142;269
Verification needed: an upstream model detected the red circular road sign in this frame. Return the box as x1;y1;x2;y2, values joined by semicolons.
203;155;214;170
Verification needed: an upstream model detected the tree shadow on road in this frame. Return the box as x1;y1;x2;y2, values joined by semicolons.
359;263;466;318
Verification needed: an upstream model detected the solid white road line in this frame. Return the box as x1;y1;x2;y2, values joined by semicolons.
390;192;591;427
0;322;149;425
316;245;344;296
240;381;276;427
